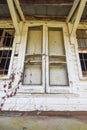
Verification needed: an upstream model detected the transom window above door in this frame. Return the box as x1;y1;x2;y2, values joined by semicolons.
23;25;69;93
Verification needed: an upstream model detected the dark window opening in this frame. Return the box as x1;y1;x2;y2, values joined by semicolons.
0;29;14;47
0;29;3;41
79;53;87;76
3;32;14;47
0;29;15;75
77;29;87;77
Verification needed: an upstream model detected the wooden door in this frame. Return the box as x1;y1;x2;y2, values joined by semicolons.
46;27;69;93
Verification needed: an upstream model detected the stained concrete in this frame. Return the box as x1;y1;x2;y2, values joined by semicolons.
0;116;87;130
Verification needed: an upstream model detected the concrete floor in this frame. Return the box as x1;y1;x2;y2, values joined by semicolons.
0;116;87;130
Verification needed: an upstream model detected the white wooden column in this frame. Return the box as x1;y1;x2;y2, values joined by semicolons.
66;0;80;23
7;0;20;34
67;0;87;36
71;0;87;36
13;0;25;22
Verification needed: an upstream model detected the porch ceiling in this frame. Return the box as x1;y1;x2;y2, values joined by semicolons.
0;0;87;21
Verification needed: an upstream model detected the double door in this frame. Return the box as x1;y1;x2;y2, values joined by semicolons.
23;25;68;93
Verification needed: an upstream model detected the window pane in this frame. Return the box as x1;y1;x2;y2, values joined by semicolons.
23;65;42;85
0;50;12;75
48;27;68;86
26;26;42;54
48;28;65;55
3;31;14;47
50;65;68;86
0;29;15;75
0;29;14;47
0;29;3;41
23;26;42;85
77;29;87;77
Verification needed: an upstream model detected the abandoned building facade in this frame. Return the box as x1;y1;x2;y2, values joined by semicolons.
0;0;87;113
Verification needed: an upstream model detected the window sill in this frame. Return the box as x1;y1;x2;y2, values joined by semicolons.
0;75;10;80
18;84;73;94
79;76;87;81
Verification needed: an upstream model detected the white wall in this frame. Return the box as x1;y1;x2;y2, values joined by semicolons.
0;21;87;111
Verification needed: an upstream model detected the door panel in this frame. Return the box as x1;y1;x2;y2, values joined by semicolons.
47;27;69;88
23;26;43;86
26;26;42;54
48;28;65;55
50;65;68;86
23;25;69;93
23;64;42;85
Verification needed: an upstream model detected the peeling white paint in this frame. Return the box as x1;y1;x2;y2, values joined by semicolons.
0;21;87;111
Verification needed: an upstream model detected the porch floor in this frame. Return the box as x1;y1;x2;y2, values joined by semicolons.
0;115;87;130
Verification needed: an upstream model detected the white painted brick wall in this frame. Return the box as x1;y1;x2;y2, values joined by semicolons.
0;21;87;111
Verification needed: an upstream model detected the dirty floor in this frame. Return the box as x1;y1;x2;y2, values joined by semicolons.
0;116;87;130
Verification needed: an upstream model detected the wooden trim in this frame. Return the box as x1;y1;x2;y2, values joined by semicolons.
66;0;80;22
20;0;73;4
1;111;87;117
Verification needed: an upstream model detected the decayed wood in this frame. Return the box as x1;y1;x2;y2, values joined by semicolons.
25;54;42;57
24;60;42;64
25;54;66;57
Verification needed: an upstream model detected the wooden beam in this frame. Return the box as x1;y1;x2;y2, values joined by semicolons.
71;0;87;36
66;0;80;23
0;0;6;4
13;0;25;22
20;0;73;4
7;0;20;34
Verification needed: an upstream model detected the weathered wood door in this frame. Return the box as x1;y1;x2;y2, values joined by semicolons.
46;26;69;93
23;25;69;93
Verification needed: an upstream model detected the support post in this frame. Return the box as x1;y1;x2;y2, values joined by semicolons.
7;0;20;34
13;0;25;22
